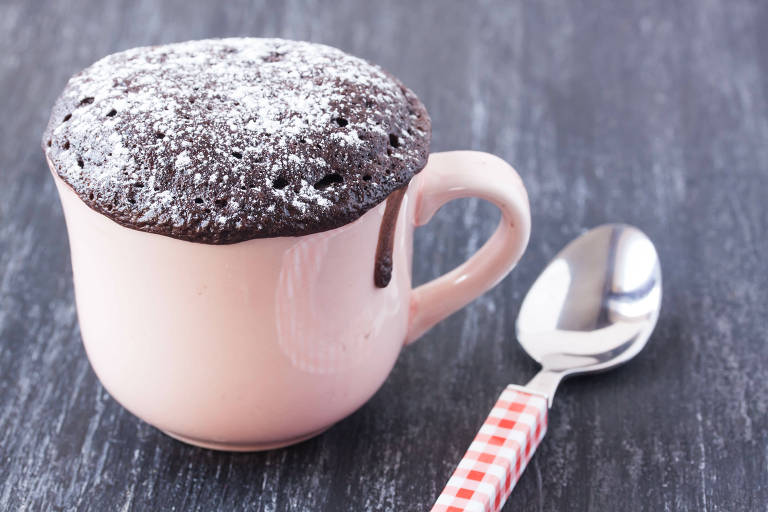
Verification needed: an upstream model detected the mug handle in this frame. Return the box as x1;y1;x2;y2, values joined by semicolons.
405;151;531;344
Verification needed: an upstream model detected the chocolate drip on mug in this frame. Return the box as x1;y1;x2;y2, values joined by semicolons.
373;185;408;288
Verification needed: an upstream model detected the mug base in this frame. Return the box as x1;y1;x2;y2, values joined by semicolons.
162;426;332;452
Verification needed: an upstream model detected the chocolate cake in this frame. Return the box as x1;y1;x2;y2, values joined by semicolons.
42;38;431;244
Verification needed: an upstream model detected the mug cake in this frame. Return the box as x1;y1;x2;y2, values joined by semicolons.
42;38;529;451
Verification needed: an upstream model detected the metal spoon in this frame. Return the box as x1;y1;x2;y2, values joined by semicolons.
432;224;662;512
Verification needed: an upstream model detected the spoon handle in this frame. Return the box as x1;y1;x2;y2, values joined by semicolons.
431;385;548;512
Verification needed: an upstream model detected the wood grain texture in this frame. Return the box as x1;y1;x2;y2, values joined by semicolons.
1;0;767;510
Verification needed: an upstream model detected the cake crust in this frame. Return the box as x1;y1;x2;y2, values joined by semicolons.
43;38;431;244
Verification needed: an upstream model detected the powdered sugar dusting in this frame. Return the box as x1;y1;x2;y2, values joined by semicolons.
43;38;431;244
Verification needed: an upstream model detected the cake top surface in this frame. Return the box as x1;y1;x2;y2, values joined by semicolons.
43;38;431;243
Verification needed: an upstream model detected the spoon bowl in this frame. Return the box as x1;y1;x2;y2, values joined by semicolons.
516;224;662;379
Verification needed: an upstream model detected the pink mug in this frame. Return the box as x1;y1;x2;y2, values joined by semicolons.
51;150;530;451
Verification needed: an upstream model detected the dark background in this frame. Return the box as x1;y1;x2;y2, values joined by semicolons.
1;1;766;510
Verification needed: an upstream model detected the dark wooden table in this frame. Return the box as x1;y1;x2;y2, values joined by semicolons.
2;1;766;510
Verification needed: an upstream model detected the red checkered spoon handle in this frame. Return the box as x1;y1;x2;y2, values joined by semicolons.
431;385;548;512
